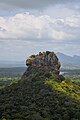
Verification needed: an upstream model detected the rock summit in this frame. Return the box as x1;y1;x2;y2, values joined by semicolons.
26;51;61;74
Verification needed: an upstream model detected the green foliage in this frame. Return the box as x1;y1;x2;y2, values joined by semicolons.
0;77;20;89
30;54;36;58
44;72;52;78
0;67;80;120
45;79;80;101
46;51;51;55
2;118;7;120
0;67;24;89
64;74;80;83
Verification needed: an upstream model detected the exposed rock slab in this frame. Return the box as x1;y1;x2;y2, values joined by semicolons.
26;51;61;74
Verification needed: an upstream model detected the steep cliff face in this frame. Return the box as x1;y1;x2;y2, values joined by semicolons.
26;51;61;74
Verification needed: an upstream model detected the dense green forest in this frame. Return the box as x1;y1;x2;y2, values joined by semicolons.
0;67;26;89
0;67;80;120
0;67;80;89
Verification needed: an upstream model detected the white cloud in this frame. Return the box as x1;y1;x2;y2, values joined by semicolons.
0;12;80;41
65;15;80;27
43;5;76;18
0;0;80;61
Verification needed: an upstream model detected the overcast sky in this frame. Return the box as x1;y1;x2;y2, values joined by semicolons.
0;0;80;61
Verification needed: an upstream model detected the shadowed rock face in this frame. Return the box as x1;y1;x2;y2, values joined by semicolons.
26;51;61;74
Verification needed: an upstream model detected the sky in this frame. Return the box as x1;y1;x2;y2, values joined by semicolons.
0;0;80;61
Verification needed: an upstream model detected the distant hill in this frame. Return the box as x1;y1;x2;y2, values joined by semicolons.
0;52;80;69
57;52;80;69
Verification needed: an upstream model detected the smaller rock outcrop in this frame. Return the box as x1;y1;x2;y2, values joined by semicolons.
26;51;61;74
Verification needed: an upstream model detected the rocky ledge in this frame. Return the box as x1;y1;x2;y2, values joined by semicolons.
26;51;61;74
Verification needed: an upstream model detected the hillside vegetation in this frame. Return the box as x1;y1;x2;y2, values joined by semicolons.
0;67;80;120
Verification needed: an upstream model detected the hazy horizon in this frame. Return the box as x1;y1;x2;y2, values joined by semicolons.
0;52;80;62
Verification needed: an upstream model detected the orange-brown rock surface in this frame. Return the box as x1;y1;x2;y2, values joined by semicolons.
26;51;61;74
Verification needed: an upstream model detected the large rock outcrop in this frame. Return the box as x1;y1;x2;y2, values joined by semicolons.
26;51;61;74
